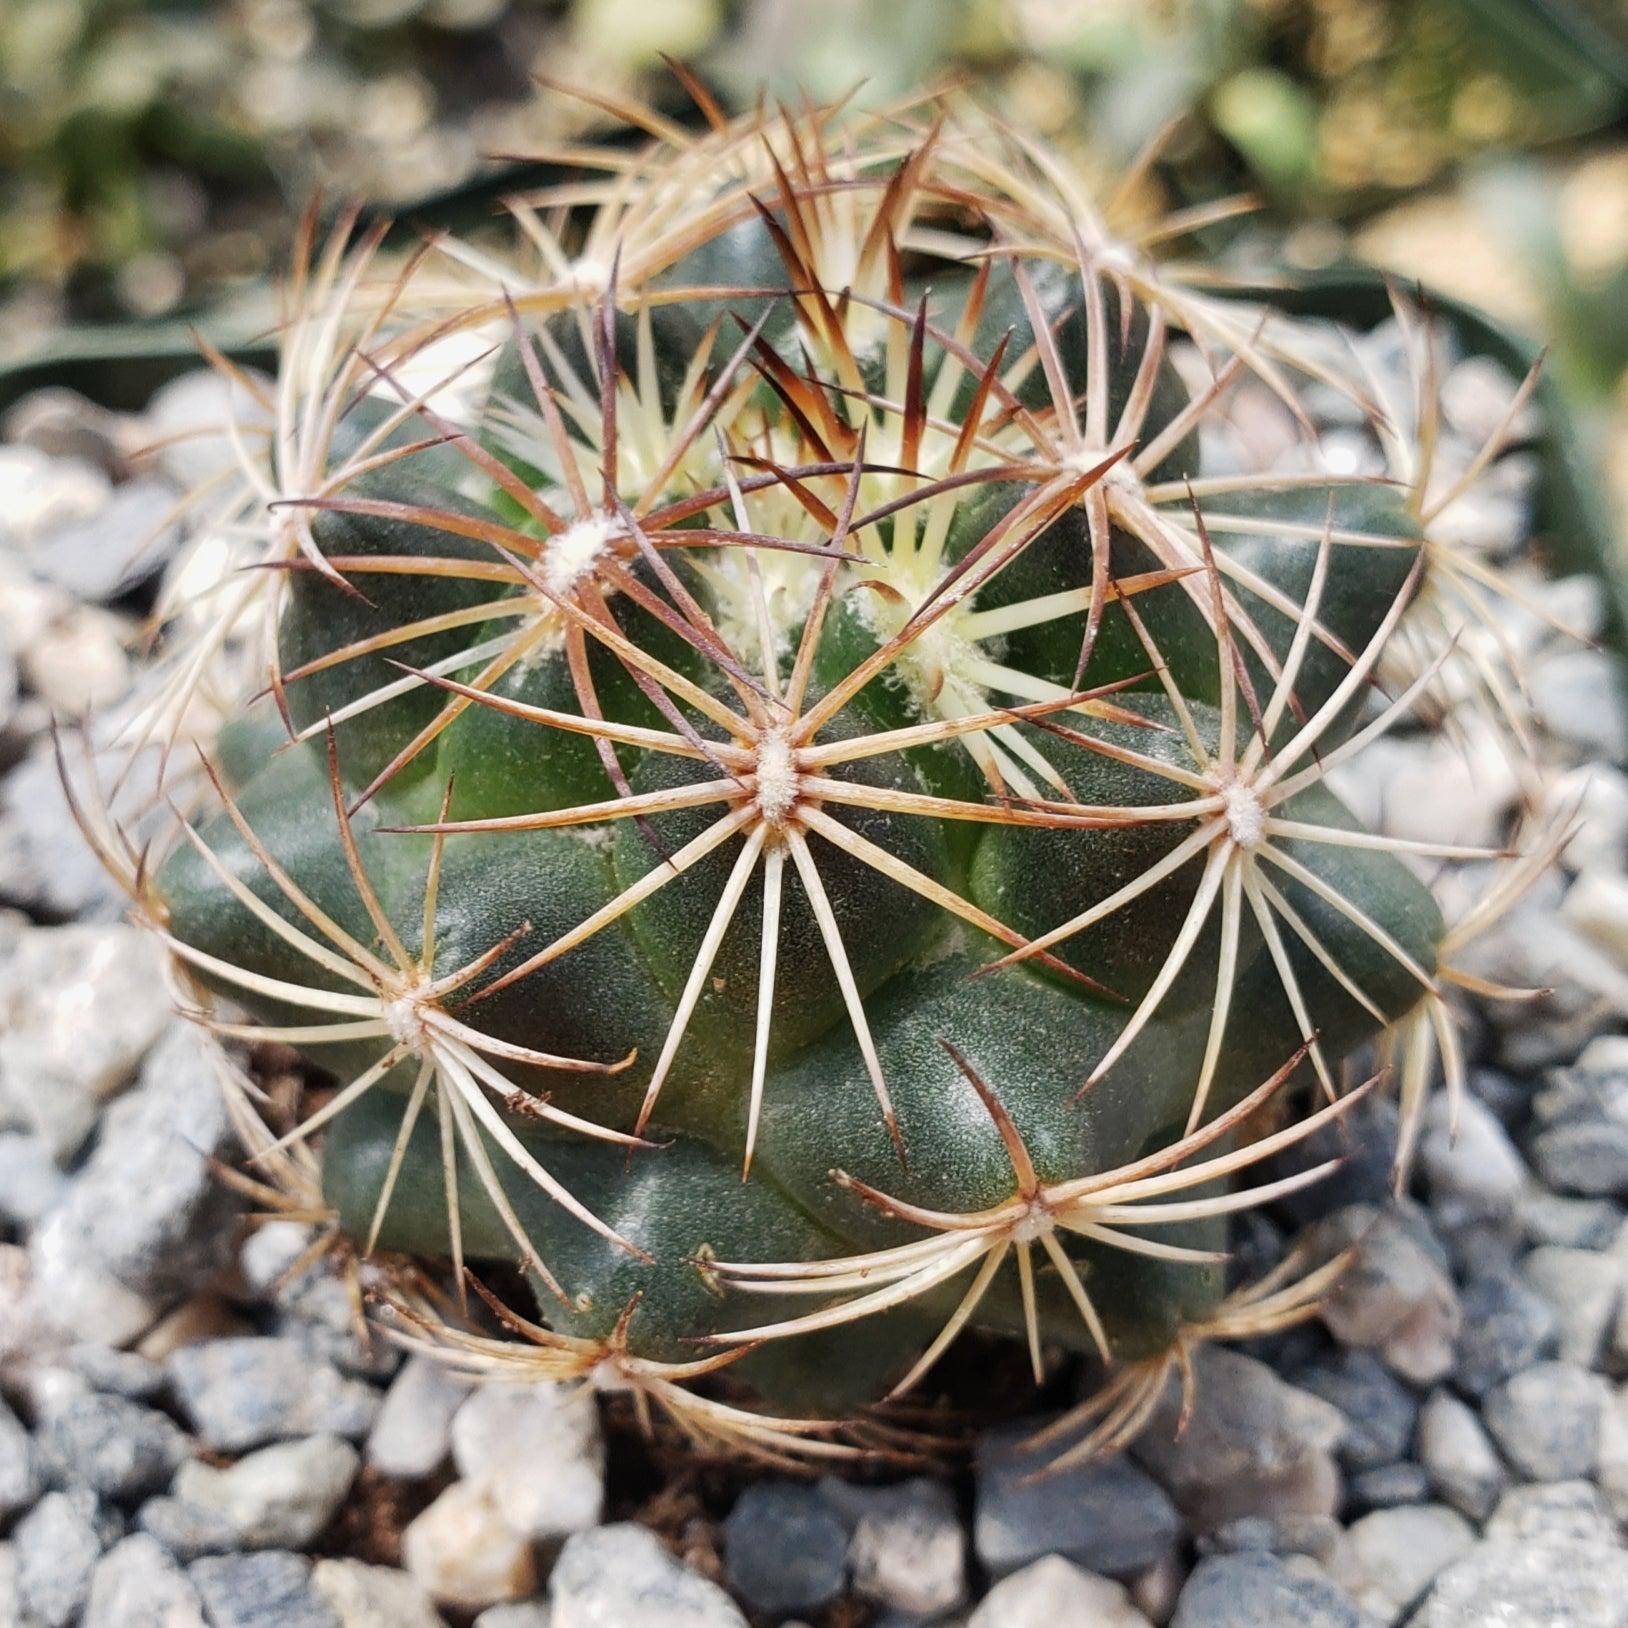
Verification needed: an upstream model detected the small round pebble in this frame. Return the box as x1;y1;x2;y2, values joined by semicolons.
401;1479;538;1611
1482;1361;1607;1481
550;1524;746;1628
722;1481;847;1616
968;1555;1153;1628
1346;1504;1475;1622
82;1534;204;1628
1416;1391;1506;1522
188;1550;340;1628
310;1557;445;1628
1170;1552;1363;1628
35;1391;189;1501
170;1435;359;1549
1453;1270;1560;1396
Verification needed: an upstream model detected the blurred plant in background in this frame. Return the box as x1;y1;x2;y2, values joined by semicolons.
3;0;1628;622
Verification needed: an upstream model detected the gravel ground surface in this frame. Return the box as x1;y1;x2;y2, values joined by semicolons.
1;331;1626;1627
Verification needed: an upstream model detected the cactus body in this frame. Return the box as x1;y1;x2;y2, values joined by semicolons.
104;90;1548;1461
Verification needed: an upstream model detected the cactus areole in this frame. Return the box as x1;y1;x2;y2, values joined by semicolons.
101;87;1542;1464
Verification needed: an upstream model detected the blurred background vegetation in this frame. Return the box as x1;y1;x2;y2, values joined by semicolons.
4;0;1628;581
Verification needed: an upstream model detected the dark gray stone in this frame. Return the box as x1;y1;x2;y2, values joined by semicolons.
722;1482;847;1616
1131;1348;1343;1533
1171;1552;1362;1628
1203;1514;1344;1566
1347;1461;1431;1511
188;1552;340;1628
1530;1119;1628;1197
1417;1391;1507;1522
1454;1269;1560;1396
1521;1192;1623;1250
36;1391;189;1500
975;1416;1181;1578
167;1337;379;1452
1291;1349;1418;1473
1483;1361;1607;1481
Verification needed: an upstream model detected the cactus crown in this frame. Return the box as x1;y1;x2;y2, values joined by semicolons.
98;84;1554;1462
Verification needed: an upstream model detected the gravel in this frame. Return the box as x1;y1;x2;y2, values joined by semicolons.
82;1534;206;1628
169;1435;358;1550
549;1524;747;1628
975;1416;1182;1577
968;1556;1154;1627
0;328;1622;1628
188;1550;341;1628
167;1337;380;1453
1482;1360;1608;1480
1169;1552;1365;1628
723;1481;848;1616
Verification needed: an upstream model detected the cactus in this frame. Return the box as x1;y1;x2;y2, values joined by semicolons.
91;87;1552;1462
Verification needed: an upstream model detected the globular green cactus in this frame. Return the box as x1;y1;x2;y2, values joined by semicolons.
94;87;1549;1462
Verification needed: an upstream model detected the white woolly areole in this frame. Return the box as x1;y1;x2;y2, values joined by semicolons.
1222;781;1266;848
754;729;799;827
590;1357;635;1395
542;513;621;598
384;990;432;1049
1011;1205;1055;1244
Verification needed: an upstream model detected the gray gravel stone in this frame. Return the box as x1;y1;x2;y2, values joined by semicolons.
1203;1514;1345;1567
168;1337;380;1452
1530;1118;1628;1197
365;1354;471;1481
1486;1479;1619;1544
1346;1504;1474;1622
722;1482;847;1616
1522;1191;1623;1249
975;1416;1181;1577
1170;1552;1362;1628
14;1488;121;1628
0;1395;41;1519
844;1477;965;1618
36;1391;189;1500
189;1551;341;1628
66;1342;166;1400
1132;1348;1344;1532
1483;1360;1607;1481
0;923;168;1159
170;1435;358;1549
82;1533;205;1628
29;1021;242;1343
1292;1349;1418;1473
309;1558;445;1628
1308;1205;1461;1383
450;1379;602;1541
36;478;182;601
0;1543;14;1626
475;1608;553;1628
1520;1243;1622;1366
1420;1094;1527;1223
968;1556;1153;1628
136;1494;243;1560
1413;1535;1628;1627
1416;1391;1507;1521
550;1524;746;1628
1347;1461;1432;1511
0;1132;67;1228
1454;1268;1561;1395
